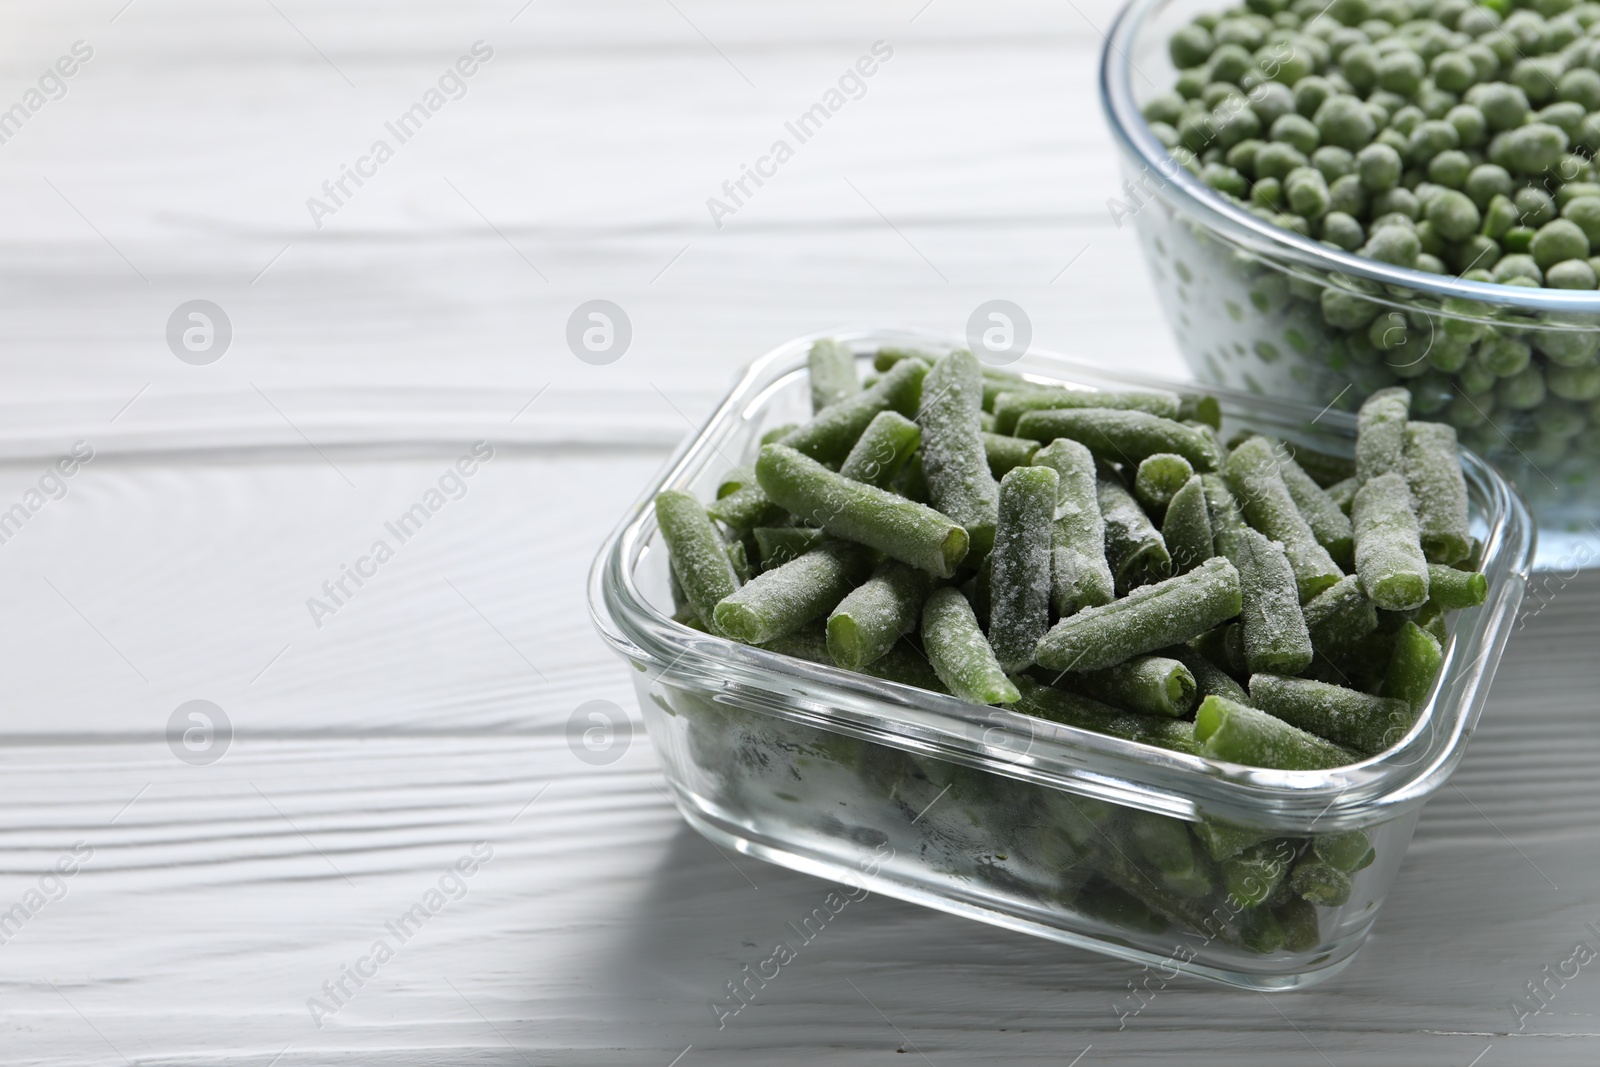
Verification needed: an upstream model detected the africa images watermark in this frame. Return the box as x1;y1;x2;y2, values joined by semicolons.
0;441;95;547
0;841;94;948
0;40;93;146
306;41;495;228
306;840;495;1028
1508;919;1600;1032
705;40;895;229
305;441;494;628
709;840;893;1029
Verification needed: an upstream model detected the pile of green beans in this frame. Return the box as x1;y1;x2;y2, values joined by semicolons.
654;341;1487;952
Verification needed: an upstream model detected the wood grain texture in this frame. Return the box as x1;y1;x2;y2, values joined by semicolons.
0;0;1595;1064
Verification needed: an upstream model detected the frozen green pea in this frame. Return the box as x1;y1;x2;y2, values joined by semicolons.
1162;475;1216;575
1134;453;1195;509
990;465;1058;672
1251;176;1284;208
1498;364;1547;409
922;586;1019;705
782;357;927;464
1549;363;1600;400
1355;386;1410;482
1426;149;1472;189
1514;186;1558;228
1227;436;1344;602
1361;224;1421;265
1235;527;1315;674
1327;173;1367;217
1034;557;1243;674
656;490;744;634
714;541;870;645
807;339;859;413
1311;143;1355;179
1014;680;1201;755
1547;259;1597;289
1285;165;1332;217
1424;188;1481;240
1014;408;1221;471
1446;103;1488;149
1404;421;1471;564
1356;141;1402;190
1559;66;1600;110
1562;195;1600;246
1321;210;1365;248
1490;253;1542;285
756;444;970;578
1466;81;1531;132
754;526;827;571
1255;140;1311;179
1531;218;1591;268
990;387;1182;435
1099;476;1173;594
1195;695;1359;769
1252;79;1297;124
1480;192;1519;237
1033;438;1116;616
1250;673;1412;754
1384;620;1443;710
1370;185;1419;219
1201;161;1250;196
1272;112;1322;154
826;557;932;672
1315;93;1378;150
1352;471;1430;611
838;410;921;488
918;350;999;554
1170;24;1215;68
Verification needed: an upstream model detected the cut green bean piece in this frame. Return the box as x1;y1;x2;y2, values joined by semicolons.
827;561;933;671
990;465;1059;672
1301;574;1379;657
1313;830;1372;872
759;623;947;693
1134;452;1194;509
1226;436;1343;602
1291;860;1352;907
1284;442;1356;488
1193;622;1248;680
839;410;921;487
1201;473;1249;558
1014;408;1222;471
1235;528;1315;675
726;539;754;583
1033;438;1115;615
1249;673;1413;755
756;444;970;578
918;350;1000;554
1098;476;1172;594
991;387;1183;434
1404;421;1471;564
1383;620;1443;711
1275;898;1321;953
717;465;757;498
981;432;1040;479
759;423;799;446
1194;695;1359;770
706;483;787;533
1193;818;1273;862
781;357;928;464
808;338;860;413
1162;475;1215;575
1427;564;1487;609
1326;476;1358;515
1014;681;1201;755
753;526;827;571
922;587;1020;705
1072;655;1197;718
893;450;928;502
872;346;935;373
1163;643;1252;705
1280;449;1354;567
1356;386;1411;483
1224;841;1292;908
1127;810;1210;896
656;490;743;634
713;541;871;644
1035;557;1243;673
1179;393;1222;430
1353;471;1430;610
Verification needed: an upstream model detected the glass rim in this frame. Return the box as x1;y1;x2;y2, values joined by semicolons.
1100;0;1600;318
588;326;1535;832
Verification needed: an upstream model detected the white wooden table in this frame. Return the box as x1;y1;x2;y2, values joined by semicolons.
1;1;1597;1063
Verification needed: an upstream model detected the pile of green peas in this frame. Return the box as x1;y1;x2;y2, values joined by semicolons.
1140;0;1600;515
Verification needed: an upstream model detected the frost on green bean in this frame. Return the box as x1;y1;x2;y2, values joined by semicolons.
922;586;1020;706
989;465;1058;672
713;541;871;645
656;489;743;634
807;338;860;414
1352;472;1431;611
918;350;1001;555
1033;438;1117;616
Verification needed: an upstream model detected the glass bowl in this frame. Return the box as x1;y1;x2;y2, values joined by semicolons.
1101;0;1600;551
588;327;1533;990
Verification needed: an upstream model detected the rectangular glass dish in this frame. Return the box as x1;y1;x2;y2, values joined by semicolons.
588;328;1534;990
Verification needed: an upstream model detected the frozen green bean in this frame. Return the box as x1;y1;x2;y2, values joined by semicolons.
1193;817;1273;862
1314;830;1373;873
713;541;871;644
981;432;1040;479
1033;438;1116;614
753;526;827;571
706;483;787;532
1098;476;1172;594
826;560;932;671
781;356;927;464
1248;673;1413;756
656;490;743;634
760;623;947;693
1193;622;1248;680
922;587;1020;705
1383;620;1443;711
1035;557;1243;673
1201;472;1249;557
756;443;970;578
1279;449;1354;567
1162;474;1215;575
1223;841;1291;908
918;350;1001;554
1301;574;1378;657
1403;421;1471;564
1427;564;1487;610
1352;471;1431;611
1163;643;1251;705
1194;695;1359;770
1290;860;1351;907
1014;680;1201;755
893;450;928;502
807;338;860;413
1071;655;1197;718
991;387;1182;434
726;539;754;584
1235;528;1314;676
839;410;921;487
759;423;799;446
1283;443;1356;489
1326;476;1358;516
1014;408;1222;472
1275;898;1321;953
1226;436;1344;602
1127;811;1210;897
1134;452;1194;509
990;465;1058;672
1356;387;1411;483
1179;393;1222;430
717;465;756;498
